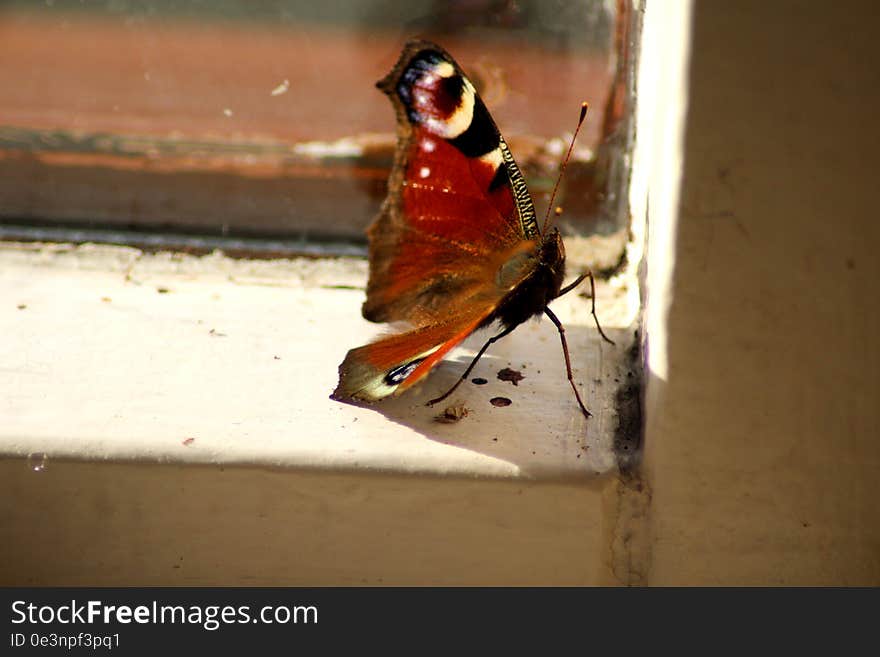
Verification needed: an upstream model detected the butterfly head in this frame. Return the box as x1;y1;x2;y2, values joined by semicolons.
542;227;566;280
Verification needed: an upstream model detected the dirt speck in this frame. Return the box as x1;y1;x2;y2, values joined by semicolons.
490;396;512;408
497;367;525;386
434;404;470;424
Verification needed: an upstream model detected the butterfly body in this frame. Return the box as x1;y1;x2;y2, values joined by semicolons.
490;229;565;330
331;40;575;406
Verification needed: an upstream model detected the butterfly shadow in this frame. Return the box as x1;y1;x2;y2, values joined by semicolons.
355;322;632;479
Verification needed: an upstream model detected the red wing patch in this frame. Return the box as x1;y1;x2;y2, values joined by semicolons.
400;129;520;250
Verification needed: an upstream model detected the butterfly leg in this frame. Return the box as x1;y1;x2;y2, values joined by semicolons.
426;324;517;407
543;307;592;418
557;270;615;346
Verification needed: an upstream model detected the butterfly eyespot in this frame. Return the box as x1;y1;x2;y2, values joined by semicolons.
384;358;426;386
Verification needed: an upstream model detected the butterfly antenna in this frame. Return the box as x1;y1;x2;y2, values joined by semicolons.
541;101;589;236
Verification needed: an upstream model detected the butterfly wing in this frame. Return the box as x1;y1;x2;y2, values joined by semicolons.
363;40;542;325
331;306;491;403
332;40;545;404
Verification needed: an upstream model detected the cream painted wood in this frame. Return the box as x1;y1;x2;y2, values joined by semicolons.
641;0;880;585
1;241;635;480
0;459;609;586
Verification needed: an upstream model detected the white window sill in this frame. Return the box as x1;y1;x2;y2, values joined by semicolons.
2;239;637;480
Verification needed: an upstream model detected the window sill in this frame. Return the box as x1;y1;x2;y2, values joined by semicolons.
2;240;637;480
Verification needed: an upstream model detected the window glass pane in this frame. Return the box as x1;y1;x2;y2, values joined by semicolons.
0;0;622;249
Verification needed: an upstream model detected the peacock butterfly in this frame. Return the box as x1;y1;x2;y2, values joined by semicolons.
331;39;612;416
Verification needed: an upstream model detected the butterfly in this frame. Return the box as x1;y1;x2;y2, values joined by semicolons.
331;39;612;416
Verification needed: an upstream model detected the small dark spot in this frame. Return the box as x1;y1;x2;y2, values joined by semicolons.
845;258;856;270
492;437;498;442
182;437;195;446
802;521;810;528
434;404;470;424
157;287;170;294
497;367;525;386
471;377;488;385
16;304;26;310
273;355;281;360
490;396;512;407
321;284;363;291
209;328;227;337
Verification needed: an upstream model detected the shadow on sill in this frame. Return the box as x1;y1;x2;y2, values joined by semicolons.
337;322;637;479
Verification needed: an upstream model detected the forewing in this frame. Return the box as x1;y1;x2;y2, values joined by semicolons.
364;40;540;324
